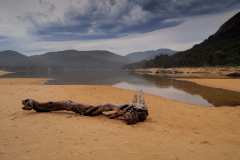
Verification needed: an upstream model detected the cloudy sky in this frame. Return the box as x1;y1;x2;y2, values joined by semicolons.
0;0;239;55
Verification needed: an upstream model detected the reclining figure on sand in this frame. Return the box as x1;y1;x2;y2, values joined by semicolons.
21;91;148;125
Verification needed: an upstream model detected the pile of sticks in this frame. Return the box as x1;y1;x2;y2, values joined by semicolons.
22;91;148;125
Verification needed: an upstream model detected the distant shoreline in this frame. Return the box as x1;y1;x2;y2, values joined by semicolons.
130;67;240;79
1;67;240;92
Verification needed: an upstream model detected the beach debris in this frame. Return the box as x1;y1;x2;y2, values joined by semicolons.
21;91;148;125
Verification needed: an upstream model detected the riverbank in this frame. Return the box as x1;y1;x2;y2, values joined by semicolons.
178;78;240;92
132;67;240;78
0;78;47;85
0;78;240;160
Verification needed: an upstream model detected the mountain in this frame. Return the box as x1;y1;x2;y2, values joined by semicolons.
125;49;176;63
0;50;131;70
129;12;240;68
29;50;131;69
0;50;31;67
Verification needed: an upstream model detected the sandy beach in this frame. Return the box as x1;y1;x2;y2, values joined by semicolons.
0;76;240;160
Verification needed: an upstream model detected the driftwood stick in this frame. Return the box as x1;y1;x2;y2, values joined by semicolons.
22;91;148;125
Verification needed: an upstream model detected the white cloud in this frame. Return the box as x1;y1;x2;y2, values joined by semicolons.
122;5;152;25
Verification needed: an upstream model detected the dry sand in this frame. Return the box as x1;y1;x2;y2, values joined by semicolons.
179;79;240;92
0;78;240;160
0;78;47;85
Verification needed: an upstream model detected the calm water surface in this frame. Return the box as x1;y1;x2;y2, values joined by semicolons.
1;69;240;107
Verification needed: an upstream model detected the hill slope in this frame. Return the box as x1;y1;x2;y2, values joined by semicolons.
29;50;131;69
129;12;240;68
126;49;175;63
0;50;131;70
0;50;31;67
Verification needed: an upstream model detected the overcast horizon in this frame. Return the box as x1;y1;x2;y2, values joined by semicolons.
0;0;239;56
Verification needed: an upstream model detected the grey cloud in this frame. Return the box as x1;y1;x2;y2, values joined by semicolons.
10;0;240;41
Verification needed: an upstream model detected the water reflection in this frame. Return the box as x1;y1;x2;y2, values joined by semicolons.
1;69;240;107
117;75;240;107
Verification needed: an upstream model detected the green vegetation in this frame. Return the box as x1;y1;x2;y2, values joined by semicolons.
127;12;240;69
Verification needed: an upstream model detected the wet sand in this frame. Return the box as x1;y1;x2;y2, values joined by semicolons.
0;78;240;160
178;79;240;92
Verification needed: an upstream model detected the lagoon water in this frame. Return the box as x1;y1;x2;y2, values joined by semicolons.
1;69;240;107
